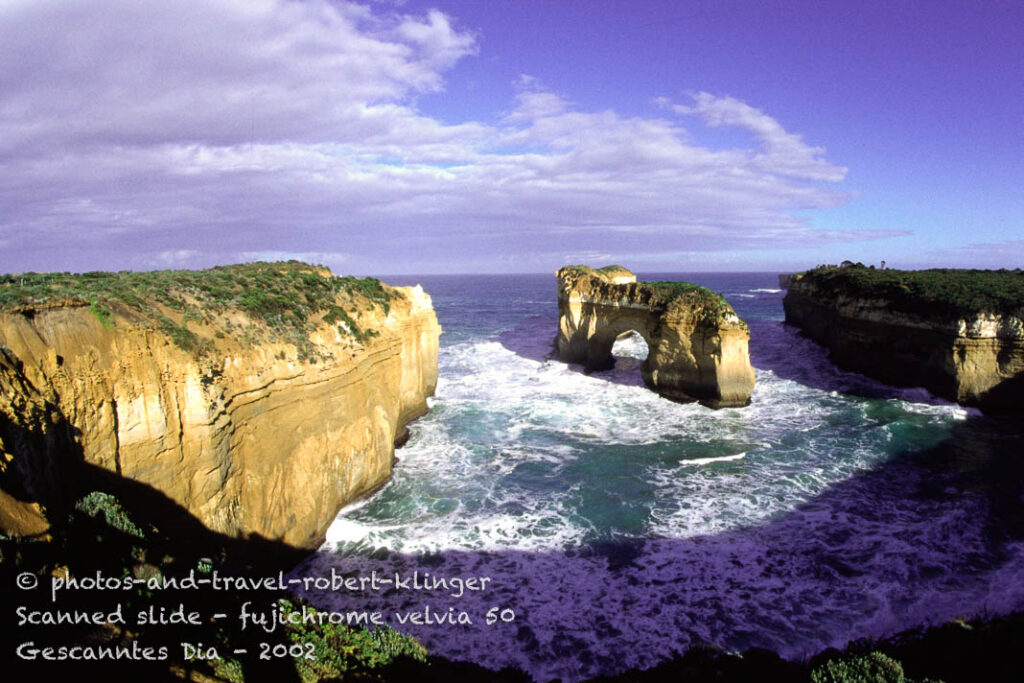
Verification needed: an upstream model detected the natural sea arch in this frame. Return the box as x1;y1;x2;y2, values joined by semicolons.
555;266;755;408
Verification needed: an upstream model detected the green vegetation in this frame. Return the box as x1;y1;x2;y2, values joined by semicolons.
211;658;245;683
810;651;942;683
0;261;398;358
273;598;427;682
208;609;426;683
799;264;1024;321
810;652;905;683
323;304;380;345
73;491;145;539
643;279;738;325
643;280;728;307
88;301;115;329
158;315;205;354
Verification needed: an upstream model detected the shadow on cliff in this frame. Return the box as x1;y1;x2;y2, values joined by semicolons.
0;410;308;682
748;319;962;406
978;373;1024;414
298;413;1024;683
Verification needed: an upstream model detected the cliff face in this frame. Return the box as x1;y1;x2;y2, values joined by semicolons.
556;266;755;408
0;265;440;546
784;275;1024;413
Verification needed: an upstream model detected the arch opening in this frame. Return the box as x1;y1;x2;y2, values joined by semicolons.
611;330;649;362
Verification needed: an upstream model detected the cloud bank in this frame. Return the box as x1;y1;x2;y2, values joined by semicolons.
0;0;890;273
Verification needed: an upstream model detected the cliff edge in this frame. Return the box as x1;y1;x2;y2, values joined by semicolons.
0;262;440;546
556;265;755;408
783;265;1024;413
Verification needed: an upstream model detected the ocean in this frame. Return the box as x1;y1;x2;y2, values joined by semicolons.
294;273;1024;682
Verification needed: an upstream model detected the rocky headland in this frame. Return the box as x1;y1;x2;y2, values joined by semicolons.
784;264;1024;413
0;262;440;547
556;265;755;408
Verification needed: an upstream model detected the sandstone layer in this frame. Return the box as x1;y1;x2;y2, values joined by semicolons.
784;271;1024;413
556;266;755;408
0;264;440;546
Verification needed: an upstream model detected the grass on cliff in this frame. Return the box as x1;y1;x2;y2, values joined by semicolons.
643;280;729;307
0;261;397;358
642;280;739;325
798;264;1024;320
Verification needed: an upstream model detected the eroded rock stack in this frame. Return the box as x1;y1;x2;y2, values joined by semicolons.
556;265;755;408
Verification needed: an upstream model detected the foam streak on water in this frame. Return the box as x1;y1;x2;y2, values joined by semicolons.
296;274;1024;683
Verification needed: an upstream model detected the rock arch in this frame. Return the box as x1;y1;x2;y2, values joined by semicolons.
555;265;755;408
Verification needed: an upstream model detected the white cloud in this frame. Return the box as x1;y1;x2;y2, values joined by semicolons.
666;92;848;182
393;9;477;71
0;0;477;152
0;1;887;273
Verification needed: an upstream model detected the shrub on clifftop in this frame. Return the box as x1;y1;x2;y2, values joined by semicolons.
798;264;1024;321
0;260;398;359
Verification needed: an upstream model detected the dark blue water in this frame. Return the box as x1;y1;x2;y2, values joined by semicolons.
297;273;1024;682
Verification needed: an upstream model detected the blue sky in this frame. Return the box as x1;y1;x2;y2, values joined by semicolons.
1;0;1022;274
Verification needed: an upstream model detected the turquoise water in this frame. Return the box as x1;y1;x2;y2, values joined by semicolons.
296;273;1024;682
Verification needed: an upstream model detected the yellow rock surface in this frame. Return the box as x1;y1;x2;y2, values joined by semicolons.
555;266;755;408
784;278;1024;412
0;275;439;547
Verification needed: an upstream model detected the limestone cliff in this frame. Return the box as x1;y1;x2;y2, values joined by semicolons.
784;267;1024;413
0;262;440;546
556;265;755;408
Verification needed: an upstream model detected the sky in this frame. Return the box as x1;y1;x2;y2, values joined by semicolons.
1;0;1022;275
